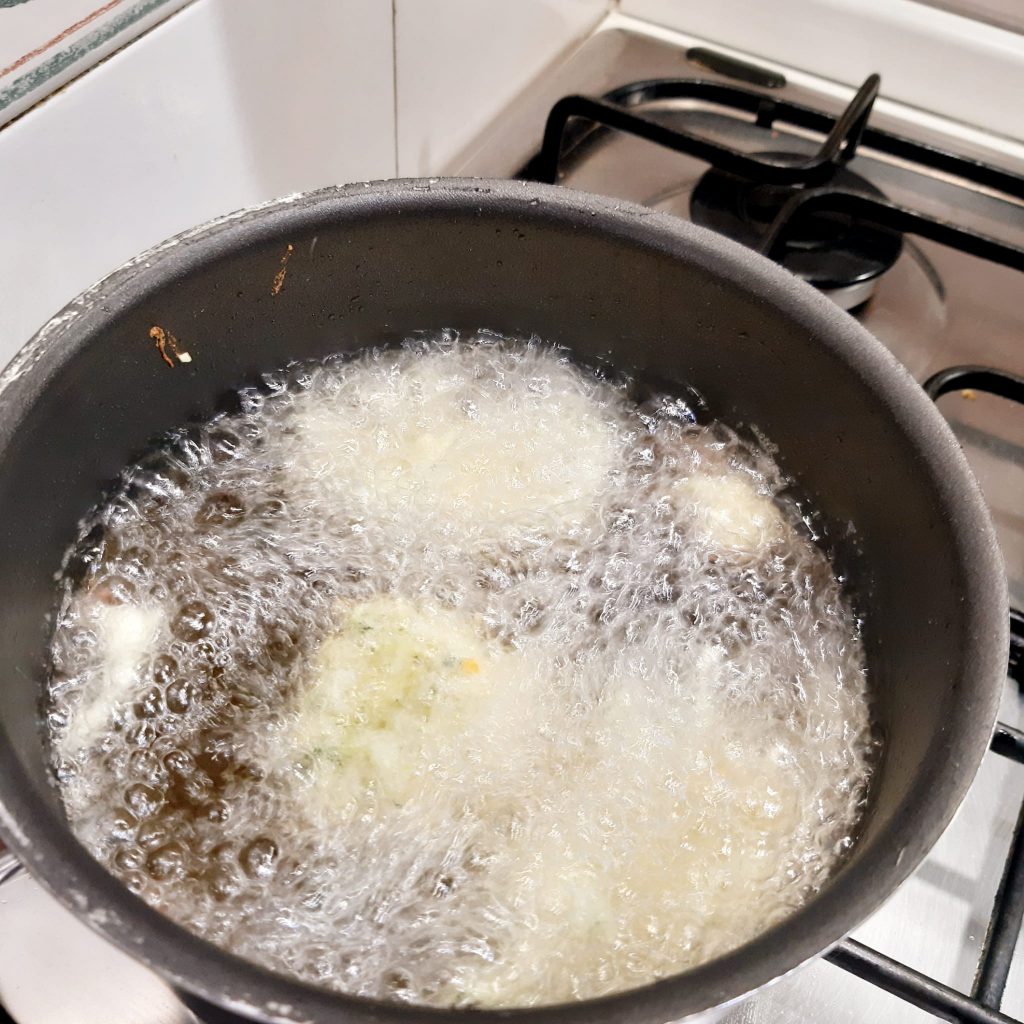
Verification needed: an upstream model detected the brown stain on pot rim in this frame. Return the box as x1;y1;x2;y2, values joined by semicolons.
272;244;294;296
149;326;192;368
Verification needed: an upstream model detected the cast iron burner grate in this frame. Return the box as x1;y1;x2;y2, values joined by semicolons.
818;723;1024;1024
523;72;1024;1024
689;151;903;310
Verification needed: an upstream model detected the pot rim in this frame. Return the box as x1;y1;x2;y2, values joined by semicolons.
0;177;1008;1024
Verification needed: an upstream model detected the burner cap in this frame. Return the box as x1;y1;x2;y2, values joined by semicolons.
690;152;903;309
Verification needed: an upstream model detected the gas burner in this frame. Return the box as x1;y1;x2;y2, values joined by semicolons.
522;73;1024;314
689;153;902;310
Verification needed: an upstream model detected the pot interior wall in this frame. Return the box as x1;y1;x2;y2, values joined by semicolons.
0;192;979;917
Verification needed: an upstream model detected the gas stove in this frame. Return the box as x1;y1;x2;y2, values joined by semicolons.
2;15;1024;1024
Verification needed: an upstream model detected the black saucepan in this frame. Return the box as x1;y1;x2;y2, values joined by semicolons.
0;179;1008;1024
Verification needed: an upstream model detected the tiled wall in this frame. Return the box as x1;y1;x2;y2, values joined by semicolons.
0;0;610;361
0;0;396;363
394;0;609;176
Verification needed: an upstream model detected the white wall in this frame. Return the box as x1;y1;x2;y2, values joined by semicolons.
0;0;396;364
395;0;610;176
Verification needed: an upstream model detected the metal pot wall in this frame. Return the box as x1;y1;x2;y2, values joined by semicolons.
0;179;1008;1023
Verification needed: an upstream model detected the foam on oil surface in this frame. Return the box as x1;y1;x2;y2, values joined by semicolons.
47;335;876;1008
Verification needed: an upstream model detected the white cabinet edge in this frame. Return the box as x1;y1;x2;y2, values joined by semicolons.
0;0;195;130
618;0;1024;143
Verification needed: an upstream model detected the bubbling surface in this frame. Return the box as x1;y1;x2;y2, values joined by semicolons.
47;334;876;1008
